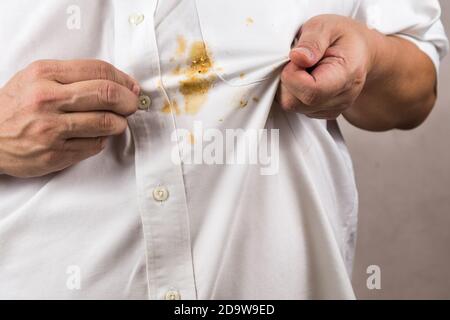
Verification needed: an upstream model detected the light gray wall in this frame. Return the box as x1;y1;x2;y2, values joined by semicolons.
342;1;450;299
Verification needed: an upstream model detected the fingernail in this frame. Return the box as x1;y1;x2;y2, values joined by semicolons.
132;83;141;96
293;47;315;61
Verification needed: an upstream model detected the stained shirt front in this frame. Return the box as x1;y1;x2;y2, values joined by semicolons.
0;0;447;299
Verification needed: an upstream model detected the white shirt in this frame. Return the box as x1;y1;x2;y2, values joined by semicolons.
0;0;447;300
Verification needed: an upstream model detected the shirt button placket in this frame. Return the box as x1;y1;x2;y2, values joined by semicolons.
119;0;197;301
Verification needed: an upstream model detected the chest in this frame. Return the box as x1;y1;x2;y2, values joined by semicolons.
0;0;360;86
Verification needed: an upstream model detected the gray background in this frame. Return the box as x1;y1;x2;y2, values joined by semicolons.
343;1;450;299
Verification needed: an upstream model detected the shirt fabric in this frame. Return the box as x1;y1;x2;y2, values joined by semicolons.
0;0;447;300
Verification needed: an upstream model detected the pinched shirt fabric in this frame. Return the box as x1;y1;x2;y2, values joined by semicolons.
0;0;447;299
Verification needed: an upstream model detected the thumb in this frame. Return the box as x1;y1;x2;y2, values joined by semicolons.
290;19;335;69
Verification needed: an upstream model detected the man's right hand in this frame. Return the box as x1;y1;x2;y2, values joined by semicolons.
0;59;141;178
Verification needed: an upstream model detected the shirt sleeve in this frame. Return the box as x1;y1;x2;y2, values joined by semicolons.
355;0;449;73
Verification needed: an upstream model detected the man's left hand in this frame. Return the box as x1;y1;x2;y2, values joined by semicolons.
277;14;377;120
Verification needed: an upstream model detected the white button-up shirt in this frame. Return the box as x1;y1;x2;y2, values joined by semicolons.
0;0;447;300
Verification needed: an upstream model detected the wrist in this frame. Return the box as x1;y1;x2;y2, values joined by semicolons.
364;27;395;84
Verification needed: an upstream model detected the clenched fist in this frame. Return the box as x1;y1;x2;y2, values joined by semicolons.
278;14;376;120
0;60;140;178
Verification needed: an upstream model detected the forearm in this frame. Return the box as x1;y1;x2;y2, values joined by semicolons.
344;32;437;131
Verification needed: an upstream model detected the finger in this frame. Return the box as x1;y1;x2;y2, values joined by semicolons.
280;62;323;106
278;72;352;114
290;17;339;68
28;60;140;95
60;112;128;138
306;110;343;120
281;59;348;107
63;137;108;154
57;137;108;166
58;80;139;116
276;83;307;112
311;56;350;92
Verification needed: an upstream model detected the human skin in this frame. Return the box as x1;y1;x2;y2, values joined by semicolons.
0;15;439;177
0;60;140;178
277;14;438;131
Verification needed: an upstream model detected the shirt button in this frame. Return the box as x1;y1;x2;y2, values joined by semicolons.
153;186;169;202
138;95;152;110
129;13;145;26
165;290;181;300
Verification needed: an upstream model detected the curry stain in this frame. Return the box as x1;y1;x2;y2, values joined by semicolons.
172;64;182;75
246;17;254;26
162;100;181;115
188;131;196;145
239;99;248;108
176;36;187;56
252;97;260;103
187;41;214;75
180;76;216;114
162;102;171;113
179;41;216;115
239;72;246;79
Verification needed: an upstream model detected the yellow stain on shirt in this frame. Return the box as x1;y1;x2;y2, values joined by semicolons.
172;64;182;75
165;38;217;115
162;100;181;115
188;41;213;75
188;131;196;145
176;35;187;56
179;41;216;115
239;99;248;108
